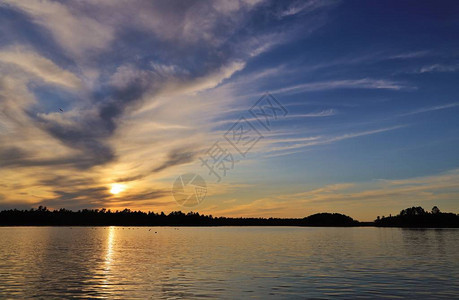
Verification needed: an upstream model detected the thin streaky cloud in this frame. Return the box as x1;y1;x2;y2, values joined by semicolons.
271;78;414;95
1;0;114;57
209;109;336;129
289;109;337;118
399;103;459;116
264;125;406;154
388;50;431;59
0;47;82;89
418;64;459;73
278;0;338;18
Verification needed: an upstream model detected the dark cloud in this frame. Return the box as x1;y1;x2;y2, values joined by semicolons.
152;148;198;173
34;117;116;169
115;147;199;183
0;146;27;164
0;146;90;169
154;148;197;173
38;176;95;188
36;188;169;211
0;149;110;170
53;187;108;200
37;186;110;210
115;174;146;183
30;71;155;169
115;190;169;202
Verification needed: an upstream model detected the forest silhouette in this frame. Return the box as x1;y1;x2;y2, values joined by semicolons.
375;206;459;228
0;206;457;227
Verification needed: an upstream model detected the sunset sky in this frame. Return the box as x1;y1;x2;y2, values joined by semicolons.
0;0;458;221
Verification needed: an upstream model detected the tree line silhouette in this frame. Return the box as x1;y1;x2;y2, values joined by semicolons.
0;206;358;226
0;206;457;227
374;206;459;228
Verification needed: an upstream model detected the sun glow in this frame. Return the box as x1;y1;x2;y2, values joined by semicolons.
110;183;126;195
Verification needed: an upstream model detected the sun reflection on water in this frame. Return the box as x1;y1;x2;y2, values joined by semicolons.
102;226;115;289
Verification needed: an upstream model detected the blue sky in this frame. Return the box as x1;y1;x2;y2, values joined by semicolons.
0;0;458;220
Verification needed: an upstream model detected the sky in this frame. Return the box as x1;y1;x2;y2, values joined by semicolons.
0;0;458;221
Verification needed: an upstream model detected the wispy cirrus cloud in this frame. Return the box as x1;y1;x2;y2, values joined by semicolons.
271;78;414;95
289;109;337;118
210;108;336;129
388;50;431;60
0;47;82;88
277;0;338;18
417;64;459;73
399;103;459;116
1;0;114;57
262;125;406;155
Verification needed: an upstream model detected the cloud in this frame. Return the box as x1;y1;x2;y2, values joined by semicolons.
1;0;114;56
418;64;459;73
264;125;405;154
33;110;116;169
399;103;459;116
173;61;246;94
0;47;82;88
283;169;459;210
388;51;430;59
278;0;338;18
0;146;27;166
210;108;336;129
152;148;198;173
271;78;413;95
289;109;337;118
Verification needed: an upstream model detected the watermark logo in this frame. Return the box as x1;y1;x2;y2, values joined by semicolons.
249;93;288;131
172;173;207;207
223;116;263;157
172;92;288;207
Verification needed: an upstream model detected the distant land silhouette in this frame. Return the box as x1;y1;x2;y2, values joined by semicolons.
375;206;459;228
0;206;457;227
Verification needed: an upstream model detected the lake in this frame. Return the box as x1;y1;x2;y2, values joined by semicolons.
0;227;458;299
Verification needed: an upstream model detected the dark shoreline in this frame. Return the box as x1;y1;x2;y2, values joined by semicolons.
1;206;458;227
2;225;459;228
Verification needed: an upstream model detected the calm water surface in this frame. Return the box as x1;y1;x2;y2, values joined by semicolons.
0;227;458;299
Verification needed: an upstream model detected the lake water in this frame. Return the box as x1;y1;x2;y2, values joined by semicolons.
0;227;458;299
